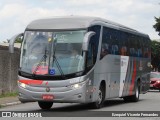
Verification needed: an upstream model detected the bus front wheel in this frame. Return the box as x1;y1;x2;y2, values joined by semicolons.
92;84;105;109
38;101;53;110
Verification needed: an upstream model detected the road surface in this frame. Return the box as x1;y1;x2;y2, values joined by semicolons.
0;90;160;119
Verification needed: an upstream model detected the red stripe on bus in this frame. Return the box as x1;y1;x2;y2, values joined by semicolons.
18;80;43;85
129;59;136;95
45;81;48;85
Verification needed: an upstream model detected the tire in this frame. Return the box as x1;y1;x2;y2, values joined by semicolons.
123;82;140;102
38;101;53;110
123;96;132;102
92;84;105;109
131;81;140;102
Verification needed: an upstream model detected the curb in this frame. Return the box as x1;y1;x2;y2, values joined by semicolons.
0;101;21;107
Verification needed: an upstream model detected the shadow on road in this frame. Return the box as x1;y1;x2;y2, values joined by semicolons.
30;98;143;112
33;103;92;112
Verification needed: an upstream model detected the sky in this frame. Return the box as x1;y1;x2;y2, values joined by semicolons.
0;0;160;42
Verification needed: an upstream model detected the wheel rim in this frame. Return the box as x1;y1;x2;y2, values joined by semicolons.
136;86;139;98
98;90;102;104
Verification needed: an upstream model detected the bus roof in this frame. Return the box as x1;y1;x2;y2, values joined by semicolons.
26;16;149;37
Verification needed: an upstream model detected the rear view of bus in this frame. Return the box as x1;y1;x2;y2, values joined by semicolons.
9;16;151;109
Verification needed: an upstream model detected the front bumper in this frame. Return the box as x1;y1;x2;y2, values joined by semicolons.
18;80;91;103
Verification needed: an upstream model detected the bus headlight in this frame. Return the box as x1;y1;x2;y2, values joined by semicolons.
73;84;79;89
70;82;85;89
18;81;27;89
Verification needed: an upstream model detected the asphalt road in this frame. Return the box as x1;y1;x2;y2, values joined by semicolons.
0;90;160;119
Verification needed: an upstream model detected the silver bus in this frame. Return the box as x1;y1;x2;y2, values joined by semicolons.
9;16;151;109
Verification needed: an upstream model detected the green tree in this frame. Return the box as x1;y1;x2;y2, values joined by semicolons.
153;17;160;36
15;37;22;43
3;38;22;43
151;40;160;71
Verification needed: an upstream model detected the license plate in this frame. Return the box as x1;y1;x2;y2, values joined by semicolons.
42;94;54;100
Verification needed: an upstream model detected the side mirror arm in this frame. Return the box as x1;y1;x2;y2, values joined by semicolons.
82;31;95;51
9;33;23;53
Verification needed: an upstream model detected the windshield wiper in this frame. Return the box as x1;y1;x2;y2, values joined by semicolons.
32;48;48;75
51;37;66;79
52;55;66;79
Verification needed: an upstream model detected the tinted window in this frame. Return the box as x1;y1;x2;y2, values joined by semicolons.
146;38;151;58
101;27;111;59
87;43;94;67
101;27;121;59
143;38;150;58
110;29;119;55
128;34;136;57
137;36;143;57
88;25;101;65
101;27;150;58
119;32;128;56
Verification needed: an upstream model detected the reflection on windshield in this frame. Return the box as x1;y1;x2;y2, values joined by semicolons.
20;30;85;76
50;43;84;75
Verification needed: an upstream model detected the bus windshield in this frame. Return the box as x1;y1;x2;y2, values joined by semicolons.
20;30;86;76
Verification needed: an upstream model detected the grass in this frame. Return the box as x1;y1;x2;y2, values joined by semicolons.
0;92;18;98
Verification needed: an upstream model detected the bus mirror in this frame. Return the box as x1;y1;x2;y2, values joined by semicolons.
9;33;23;53
82;31;95;51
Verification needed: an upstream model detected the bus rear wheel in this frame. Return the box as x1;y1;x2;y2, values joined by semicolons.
38;101;53;110
123;82;140;102
92;84;105;109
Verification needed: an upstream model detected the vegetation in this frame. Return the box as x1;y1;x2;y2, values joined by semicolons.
151;40;160;71
153;17;160;36
3;37;22;43
15;37;23;43
0;92;18;98
152;15;160;71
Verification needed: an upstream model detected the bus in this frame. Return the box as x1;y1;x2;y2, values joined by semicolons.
9;16;151;109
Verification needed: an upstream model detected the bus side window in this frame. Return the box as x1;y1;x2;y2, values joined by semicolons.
100;27;111;59
101;43;109;59
137;36;142;57
143;38;149;58
87;43;94;67
110;29;119;55
112;41;119;55
134;37;139;57
88;25;101;60
120;32;127;56
128;35;132;56
139;37;144;57
147;38;151;58
144;38;151;58
129;35;135;57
